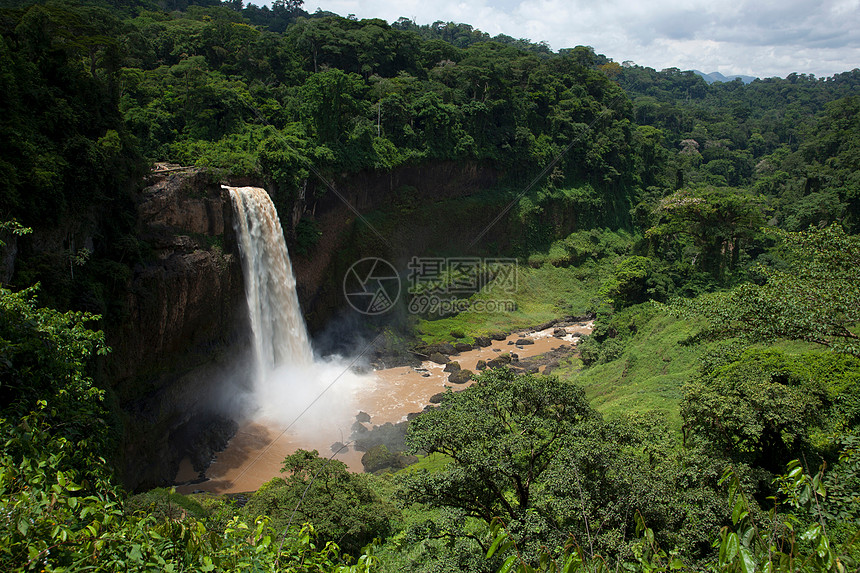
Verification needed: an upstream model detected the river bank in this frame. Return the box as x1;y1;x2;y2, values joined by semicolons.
175;319;593;494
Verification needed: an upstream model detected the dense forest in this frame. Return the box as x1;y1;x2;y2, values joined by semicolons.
1;0;859;571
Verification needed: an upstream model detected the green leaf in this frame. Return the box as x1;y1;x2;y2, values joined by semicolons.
724;532;739;563
732;497;746;524
487;531;513;559
499;554;519;573
738;546;755;573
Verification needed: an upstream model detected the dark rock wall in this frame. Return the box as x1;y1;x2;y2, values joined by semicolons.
105;169;252;490
289;161;501;332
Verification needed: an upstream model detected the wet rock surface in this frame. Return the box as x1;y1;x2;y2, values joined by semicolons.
448;369;473;384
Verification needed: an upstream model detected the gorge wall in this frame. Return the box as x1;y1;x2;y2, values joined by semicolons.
6;160;506;490
105;168;252;489
287;160;502;331
113;161;506;489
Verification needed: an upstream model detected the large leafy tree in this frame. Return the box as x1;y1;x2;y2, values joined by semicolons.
242;449;397;556
401;369;726;563
0;220;109;445
681;348;860;473
646;186;766;279
0;2;140;224
402;368;597;528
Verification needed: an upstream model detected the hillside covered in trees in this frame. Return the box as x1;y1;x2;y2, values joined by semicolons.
1;0;859;571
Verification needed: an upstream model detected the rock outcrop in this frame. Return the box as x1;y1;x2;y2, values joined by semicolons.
105;168;252;490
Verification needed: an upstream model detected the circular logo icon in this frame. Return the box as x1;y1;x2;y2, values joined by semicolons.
343;257;401;315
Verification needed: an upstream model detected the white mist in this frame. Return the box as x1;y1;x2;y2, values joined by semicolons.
225;185;368;444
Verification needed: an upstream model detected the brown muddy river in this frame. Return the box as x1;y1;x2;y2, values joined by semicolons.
175;320;592;494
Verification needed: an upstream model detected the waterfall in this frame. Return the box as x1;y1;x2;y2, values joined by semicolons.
224;184;367;448
225;186;313;384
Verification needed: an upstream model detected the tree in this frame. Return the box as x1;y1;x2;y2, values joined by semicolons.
242;449;397;556
402;368;597;528
0;282;108;445
402;369;727;564
680;348;858;472
646;186;766;279
662;223;860;356
299;68;367;144
598;255;671;308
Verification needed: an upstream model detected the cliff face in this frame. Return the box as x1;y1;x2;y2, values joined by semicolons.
288;161;501;331
105;169;252;490
107;161;502;488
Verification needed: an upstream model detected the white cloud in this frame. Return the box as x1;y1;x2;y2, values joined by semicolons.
275;0;860;77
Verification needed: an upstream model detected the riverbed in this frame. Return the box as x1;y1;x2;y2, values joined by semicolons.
175;320;592;494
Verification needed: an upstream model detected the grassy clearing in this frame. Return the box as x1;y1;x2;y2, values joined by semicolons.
396;452;453;474
555;312;706;432
415;262;608;344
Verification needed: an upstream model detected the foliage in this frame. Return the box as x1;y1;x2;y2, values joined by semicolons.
242;449;398;556
483;460;859;572
402;368;597;526
401;368;728;564
0;425;379;571
680;347;860;472
0;1;144;225
646;186;766;281
598;255;673;308
715;461;856;573
0;282;109;449
661;224;860;356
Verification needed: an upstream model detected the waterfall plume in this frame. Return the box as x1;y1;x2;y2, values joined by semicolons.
225;185;366;435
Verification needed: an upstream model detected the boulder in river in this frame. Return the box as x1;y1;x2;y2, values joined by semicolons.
443;361;461;372
433;342;458;355
429;352;450;364
487;353;512;368
448;369;473;384
351;421;369;434
474;336;492;347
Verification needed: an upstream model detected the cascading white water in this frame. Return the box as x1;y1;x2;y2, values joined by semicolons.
227;186;313;381
224;185;366;435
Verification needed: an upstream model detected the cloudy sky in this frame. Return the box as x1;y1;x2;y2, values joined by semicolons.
283;0;859;79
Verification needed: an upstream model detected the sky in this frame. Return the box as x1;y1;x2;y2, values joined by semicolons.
275;0;860;79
